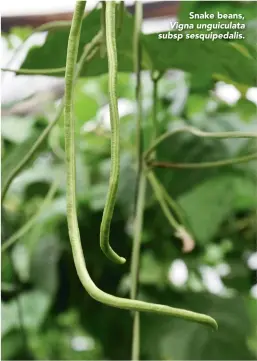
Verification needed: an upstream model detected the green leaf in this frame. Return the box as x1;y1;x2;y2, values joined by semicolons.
1;129;43;196
178;176;234;243
30;235;62;295
233;175;257;210
1;302;17;335
142;33;256;90
1;116;35;143
11;26;33;42
116;153;136;216
139;251;165;286
6;157;63;195
155;127;228;197
74;79;99;129
223;261;251;293
186;93;209;121
141;292;256;360
2;291;51;335
37;196;66;223
11;244;30;282
2;331;25;360
29;310;103;360
20;9;256;89
234;99;257;123
20;9;133;77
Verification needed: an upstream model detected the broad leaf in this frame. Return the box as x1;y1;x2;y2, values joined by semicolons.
141;291;256;360
2;291;51;335
30;235;62;295
20;8;256;89
1;130;44;196
1;116;35;143
178;176;235;244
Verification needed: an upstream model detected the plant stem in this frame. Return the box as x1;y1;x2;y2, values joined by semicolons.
131;173;146;360
131;2;143;360
144;126;257;161
148;152;257;169
100;1;106;58
1;67;66;75
99;2;126;264
151;72;161;147
134;1;143;177
2;180;59;253
116;1;125;34
151;170;186;225
132;312;140;361
147;170;180;230
1;102;64;202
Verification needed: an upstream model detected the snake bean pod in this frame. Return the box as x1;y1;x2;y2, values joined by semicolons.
64;0;217;332
99;2;126;264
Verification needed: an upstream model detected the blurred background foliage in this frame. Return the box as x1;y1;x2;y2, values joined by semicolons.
1;1;257;360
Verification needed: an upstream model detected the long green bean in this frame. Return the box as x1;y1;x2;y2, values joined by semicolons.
99;1;126;264
64;0;217;333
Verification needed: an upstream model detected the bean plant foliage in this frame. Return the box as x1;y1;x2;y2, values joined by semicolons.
1;1;257;360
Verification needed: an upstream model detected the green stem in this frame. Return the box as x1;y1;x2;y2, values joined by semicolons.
116;1;125;34
132;312;140;361
148;152;257;169
131;172;146;360
152;79;157;145
147;76;193;251
64;0;218;333
1;102;63;202
35;20;72;32
1;67;66;75
48;125;66;160
131;2;143;360
100;1;106;58
147;170;180;230
2;180;58;253
134;1;143;174
151;172;186;225
147;170;195;252
150;71;162;147
144;126;257;161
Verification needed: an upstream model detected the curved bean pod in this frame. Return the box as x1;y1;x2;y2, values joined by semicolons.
64;1;217;331
99;2;126;264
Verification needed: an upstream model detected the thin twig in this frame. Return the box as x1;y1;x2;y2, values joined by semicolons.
144;126;257;161
148;152;257;169
2;180;59;253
